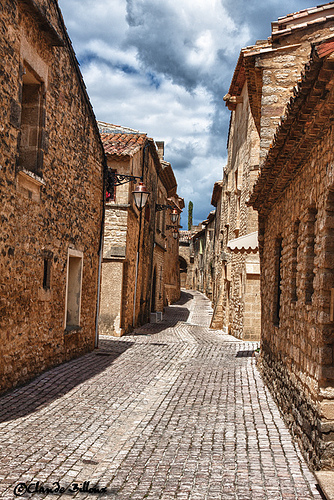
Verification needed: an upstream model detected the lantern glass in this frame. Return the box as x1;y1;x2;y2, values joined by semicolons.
173;230;178;240
133;182;150;210
170;209;179;224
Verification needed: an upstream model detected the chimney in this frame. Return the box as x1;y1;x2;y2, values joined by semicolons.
156;141;164;160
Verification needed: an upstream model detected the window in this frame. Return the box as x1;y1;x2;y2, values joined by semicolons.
236;193;241;231
305;207;317;304
65;249;83;330
273;237;283;326
106;169;116;201
43;258;51;290
239;272;243;298
291;219;300;302
19;64;45;176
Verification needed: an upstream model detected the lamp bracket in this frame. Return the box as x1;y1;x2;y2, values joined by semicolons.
107;170;143;187
166;224;177;230
156;203;175;212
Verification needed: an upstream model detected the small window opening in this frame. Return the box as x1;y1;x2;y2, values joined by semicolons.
305;208;317;304
19;64;44;176
291;219;300;302
66;253;83;329
106;169;116;201
43;258;51;290
274;237;283;326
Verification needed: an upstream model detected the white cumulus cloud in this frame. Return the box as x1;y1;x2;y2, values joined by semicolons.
58;0;319;224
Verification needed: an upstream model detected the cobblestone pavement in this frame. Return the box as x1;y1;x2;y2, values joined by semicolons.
0;291;322;499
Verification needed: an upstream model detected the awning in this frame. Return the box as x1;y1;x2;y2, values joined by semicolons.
227;231;258;253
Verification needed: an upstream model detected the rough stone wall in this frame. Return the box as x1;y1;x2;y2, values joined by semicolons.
99;146;156;335
153;180;168;312
136;148;158;326
192;233;205;294
259;124;334;469
179;239;195;290
100;140;181;333
99;159;132;336
258;21;334;162
152;246;165;313
211;83;260;339
99;261;123;336
203;218;215;301
0;0;105;393
164;226;181;305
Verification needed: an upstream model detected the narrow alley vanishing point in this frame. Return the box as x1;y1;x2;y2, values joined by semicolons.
0;291;321;499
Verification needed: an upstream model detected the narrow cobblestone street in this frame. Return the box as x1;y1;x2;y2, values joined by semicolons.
0;291;322;499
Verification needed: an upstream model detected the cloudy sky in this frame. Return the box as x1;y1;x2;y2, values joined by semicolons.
58;0;318;227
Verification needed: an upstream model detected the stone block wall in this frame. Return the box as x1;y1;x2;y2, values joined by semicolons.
99;261;124;336
211;82;261;340
259;124;334;469
258;21;334;162
164;232;181;305
0;0;105;393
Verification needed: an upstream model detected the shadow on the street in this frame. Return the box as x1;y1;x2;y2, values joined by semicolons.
123;291;193;337
174;291;193;306
0;339;134;423
128;307;190;336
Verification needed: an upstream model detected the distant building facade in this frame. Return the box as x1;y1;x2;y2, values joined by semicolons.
0;0;106;393
210;2;334;341
179;230;195;289
98;123;183;336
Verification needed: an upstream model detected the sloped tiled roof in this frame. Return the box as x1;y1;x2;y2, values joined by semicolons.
272;2;334;39
100;132;147;157
98;121;142;135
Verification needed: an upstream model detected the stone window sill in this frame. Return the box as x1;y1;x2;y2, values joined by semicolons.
64;325;82;334
17;170;45;202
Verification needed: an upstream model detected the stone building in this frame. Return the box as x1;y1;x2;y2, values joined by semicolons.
190;213;216;300
179;230;195;289
153;142;184;313
98;123;182;336
210;2;334;341
0;0;106;393
249;38;334;469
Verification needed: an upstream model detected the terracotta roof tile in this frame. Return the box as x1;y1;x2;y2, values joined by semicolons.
98;121;141;135
272;2;334;38
100;132;147;157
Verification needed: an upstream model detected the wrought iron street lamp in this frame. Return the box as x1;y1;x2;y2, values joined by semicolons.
170;208;179;224
106;169;143;201
156;204;181;227
133;182;150;211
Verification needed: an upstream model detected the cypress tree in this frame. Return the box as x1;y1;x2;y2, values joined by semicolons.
188;201;193;230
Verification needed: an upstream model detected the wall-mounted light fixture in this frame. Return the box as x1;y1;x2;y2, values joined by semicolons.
133;182;150;211
106;169;144;201
156;204;181;227
170;208;179;224
155;203;174;212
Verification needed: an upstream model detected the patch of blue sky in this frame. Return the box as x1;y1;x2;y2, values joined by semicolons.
78;53;139;75
145;71;161;89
